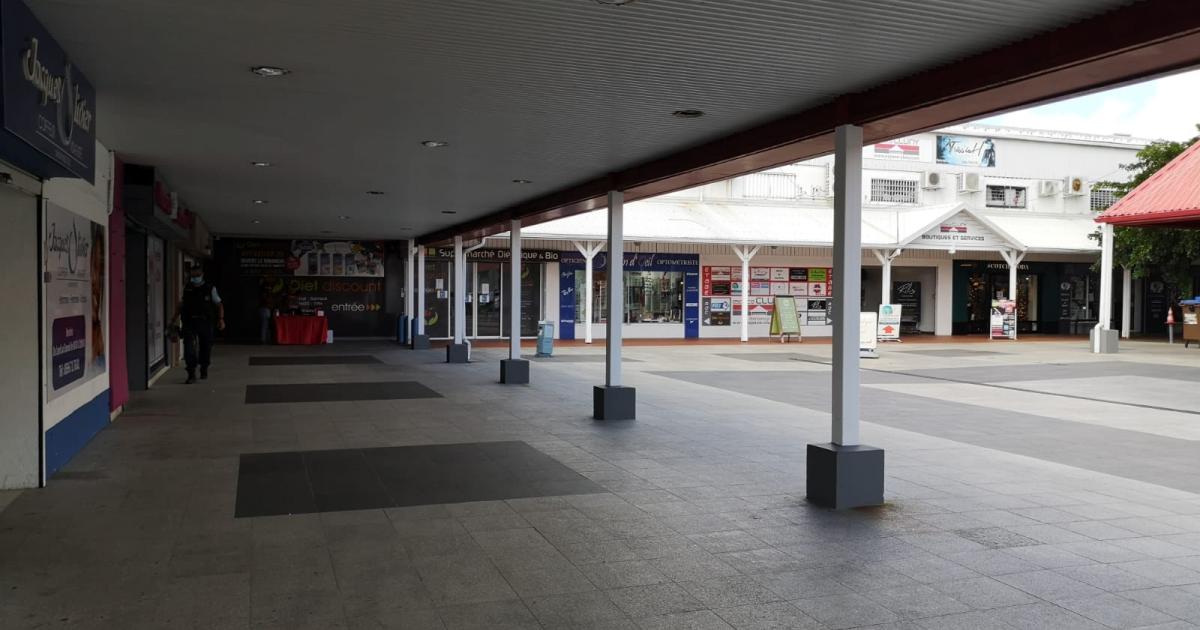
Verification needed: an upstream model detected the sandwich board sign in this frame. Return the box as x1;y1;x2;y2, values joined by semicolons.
877;304;902;341
770;296;802;342
860;312;879;358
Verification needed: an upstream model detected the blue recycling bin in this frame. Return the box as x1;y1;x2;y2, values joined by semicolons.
397;315;409;344
536;321;554;357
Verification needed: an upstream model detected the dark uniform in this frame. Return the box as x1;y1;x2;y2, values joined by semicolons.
181;280;219;379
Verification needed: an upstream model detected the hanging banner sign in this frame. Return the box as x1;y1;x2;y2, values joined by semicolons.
877;304;902;341
1;0;97;182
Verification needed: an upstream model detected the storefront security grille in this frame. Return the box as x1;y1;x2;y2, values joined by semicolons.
869;178;918;204
986;185;1027;208
1090;188;1117;211
740;172;797;199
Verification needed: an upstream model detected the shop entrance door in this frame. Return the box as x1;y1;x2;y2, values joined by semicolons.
474;263;503;338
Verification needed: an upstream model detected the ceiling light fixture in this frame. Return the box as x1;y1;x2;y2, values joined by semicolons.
252;199;269;204
338;215;350;220
595;0;636;5
251;161;272;167
250;65;290;78
320;230;333;234
251;219;261;224
420;140;449;148
441;210;457;214
366;190;385;195
671;109;705;119
512;179;533;184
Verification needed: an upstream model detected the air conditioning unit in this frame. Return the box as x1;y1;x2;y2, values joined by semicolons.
921;171;944;189
958;172;982;193
1063;175;1087;196
1038;180;1061;197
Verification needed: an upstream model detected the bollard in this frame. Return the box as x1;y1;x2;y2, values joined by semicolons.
1168;307;1175;344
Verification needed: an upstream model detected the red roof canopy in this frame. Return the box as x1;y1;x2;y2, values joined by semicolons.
1097;140;1200;227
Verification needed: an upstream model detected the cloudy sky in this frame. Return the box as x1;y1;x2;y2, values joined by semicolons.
977;67;1200;141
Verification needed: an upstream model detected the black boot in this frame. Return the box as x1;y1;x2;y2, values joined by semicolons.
185;372;196;384
200;366;208;380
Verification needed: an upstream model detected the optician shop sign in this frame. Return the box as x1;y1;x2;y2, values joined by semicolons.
0;0;97;182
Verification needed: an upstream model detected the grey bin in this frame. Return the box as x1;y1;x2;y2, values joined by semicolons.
536;321;554;357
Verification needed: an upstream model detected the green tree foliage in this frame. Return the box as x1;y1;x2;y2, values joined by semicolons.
1096;126;1200;295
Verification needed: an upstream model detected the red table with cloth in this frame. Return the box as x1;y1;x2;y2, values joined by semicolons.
274;315;328;345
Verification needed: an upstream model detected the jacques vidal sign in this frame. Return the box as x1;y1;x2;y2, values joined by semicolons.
1;0;97;182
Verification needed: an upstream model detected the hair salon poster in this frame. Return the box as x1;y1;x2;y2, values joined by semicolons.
44;201;107;400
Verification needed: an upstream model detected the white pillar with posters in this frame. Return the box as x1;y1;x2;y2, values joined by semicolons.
1092;222;1119;353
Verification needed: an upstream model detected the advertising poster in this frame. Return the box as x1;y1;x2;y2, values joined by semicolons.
877;304;902;341
701;266;834;328
936;135;997;167
770;268;789;281
703;297;731;326
872;137;923;161
991;299;1017;339
770;282;789;295
44;202;106;400
147;236;166;366
860;312;879;354
225;238;389;338
893;281;921;324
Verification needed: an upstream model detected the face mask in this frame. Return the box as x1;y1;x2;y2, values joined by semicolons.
190;276;204;286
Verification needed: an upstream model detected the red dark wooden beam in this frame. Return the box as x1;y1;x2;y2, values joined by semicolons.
420;0;1200;245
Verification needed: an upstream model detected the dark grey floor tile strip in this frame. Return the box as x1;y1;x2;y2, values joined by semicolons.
234;441;604;518
248;355;382;366
244;381;441;404
651;369;1200;494
528;355;642;363
899;349;1004;357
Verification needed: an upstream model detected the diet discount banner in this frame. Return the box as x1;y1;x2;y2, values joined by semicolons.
44;201;107;400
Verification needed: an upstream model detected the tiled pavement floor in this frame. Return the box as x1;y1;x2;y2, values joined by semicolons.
3;339;1200;629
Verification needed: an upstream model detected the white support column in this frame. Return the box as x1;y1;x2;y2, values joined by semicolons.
832;125;863;447
454;235;466;344
1094;222;1116;353
606;192;624;387
1121;266;1132;339
416;247;426;336
574;241;603;343
594;192;635;419
510;220;522;359
405;239;415;323
873;248;902;305
733;245;760;343
807;124;883;510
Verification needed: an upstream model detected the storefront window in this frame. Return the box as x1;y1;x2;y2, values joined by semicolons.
574;270;685;324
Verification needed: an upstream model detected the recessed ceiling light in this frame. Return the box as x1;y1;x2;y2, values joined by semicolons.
671;109;705;119
512;179;533;184
320;230;333;234
251;161;272;167
338;215;350;220
595;0;636;5
420;140;449;148
366;190;385;195
251;219;261;224
441;210;457;214
252;199;269;204
250;65;290;78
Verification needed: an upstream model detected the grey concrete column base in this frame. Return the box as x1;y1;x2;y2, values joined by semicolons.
410;334;430;350
1089;328;1119;354
593;385;636;420
500;359;530;384
446;343;470;363
806;443;885;509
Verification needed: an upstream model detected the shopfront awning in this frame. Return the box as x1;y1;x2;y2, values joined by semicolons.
1097;141;1200;228
521;199;1098;255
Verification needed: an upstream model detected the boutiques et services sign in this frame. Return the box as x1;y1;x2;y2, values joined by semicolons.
1;0;97;183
